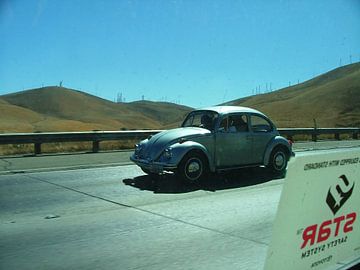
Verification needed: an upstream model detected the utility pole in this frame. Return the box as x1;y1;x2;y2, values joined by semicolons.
117;92;123;103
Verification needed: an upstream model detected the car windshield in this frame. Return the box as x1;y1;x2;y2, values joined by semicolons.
182;111;219;131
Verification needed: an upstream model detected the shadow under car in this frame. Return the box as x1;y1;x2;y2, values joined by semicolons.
123;167;284;194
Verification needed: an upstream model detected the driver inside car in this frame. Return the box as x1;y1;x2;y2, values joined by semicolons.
200;114;214;131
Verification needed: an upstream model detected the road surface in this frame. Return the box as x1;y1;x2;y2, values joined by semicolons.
1;141;359;269
1;165;284;270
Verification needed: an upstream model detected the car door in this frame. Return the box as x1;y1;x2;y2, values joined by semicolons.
249;114;275;164
215;113;253;168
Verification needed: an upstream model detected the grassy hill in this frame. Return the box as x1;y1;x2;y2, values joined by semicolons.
0;87;193;133
128;100;191;128
1;63;359;133
0;98;45;132
224;63;360;128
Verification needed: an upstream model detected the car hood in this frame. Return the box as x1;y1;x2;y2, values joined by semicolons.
141;127;211;160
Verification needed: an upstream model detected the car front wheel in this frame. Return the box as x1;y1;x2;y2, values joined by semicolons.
178;152;208;184
268;147;288;176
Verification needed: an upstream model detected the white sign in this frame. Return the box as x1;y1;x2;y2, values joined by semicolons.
265;148;360;270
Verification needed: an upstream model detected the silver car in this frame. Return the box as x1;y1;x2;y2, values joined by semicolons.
130;106;294;183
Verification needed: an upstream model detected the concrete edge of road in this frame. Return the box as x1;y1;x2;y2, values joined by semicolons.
0;161;134;176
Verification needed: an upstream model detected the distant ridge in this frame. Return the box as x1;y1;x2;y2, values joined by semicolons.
0;86;192;133
224;63;360;127
128;100;191;128
1;63;359;132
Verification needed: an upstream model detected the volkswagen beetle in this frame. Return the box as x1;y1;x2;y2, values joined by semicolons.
130;106;294;183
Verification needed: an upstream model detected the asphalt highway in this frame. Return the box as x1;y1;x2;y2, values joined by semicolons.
1;141;360;270
1;165;283;270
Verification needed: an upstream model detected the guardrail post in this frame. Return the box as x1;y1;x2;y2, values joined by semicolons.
311;133;317;142
34;143;42;155
354;132;359;140
92;141;100;153
335;133;340;140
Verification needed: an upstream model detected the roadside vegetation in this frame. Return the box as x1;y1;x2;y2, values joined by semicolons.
0;140;137;156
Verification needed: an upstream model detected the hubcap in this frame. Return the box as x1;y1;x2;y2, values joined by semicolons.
185;158;202;181
274;152;285;170
188;161;200;173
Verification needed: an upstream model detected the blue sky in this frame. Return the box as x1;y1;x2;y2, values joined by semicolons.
1;0;359;108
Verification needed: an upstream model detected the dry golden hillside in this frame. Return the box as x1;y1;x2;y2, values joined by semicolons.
225;63;360;128
1;63;359;133
0;98;44;132
0;87;192;133
128;100;191;128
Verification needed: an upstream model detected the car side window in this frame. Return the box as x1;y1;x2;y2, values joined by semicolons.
251;115;273;132
219;114;248;133
183;114;203;127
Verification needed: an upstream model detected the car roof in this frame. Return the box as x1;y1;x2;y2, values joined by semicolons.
196;106;266;117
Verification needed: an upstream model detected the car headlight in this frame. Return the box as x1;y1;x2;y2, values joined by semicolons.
160;147;172;161
135;144;142;155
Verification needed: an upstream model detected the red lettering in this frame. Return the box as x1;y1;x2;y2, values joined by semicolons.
318;220;331;243
333;216;345;236
300;212;357;249
301;224;317;249
344;212;356;233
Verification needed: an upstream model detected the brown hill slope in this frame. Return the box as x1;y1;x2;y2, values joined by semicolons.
2;63;358;133
1;87;192;132
225;63;360;127
0;98;44;132
127;100;192;128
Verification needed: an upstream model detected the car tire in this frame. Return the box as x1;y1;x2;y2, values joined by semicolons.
178;152;208;184
268;146;288;176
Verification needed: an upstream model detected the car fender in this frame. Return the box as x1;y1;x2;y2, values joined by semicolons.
169;141;214;171
263;136;291;166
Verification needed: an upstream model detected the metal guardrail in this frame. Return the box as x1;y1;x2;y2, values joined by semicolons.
278;127;359;142
0;128;358;155
0;130;163;155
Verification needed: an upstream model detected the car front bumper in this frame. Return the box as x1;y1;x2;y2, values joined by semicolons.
130;154;177;174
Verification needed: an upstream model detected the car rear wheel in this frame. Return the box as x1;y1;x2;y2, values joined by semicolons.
178;152;208;184
268;147;288;176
